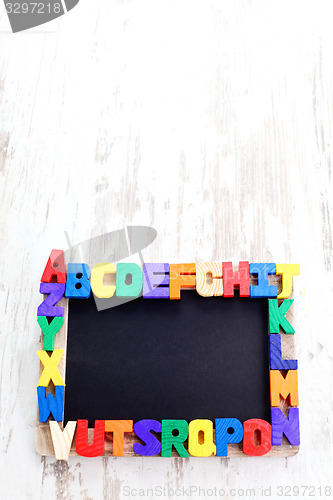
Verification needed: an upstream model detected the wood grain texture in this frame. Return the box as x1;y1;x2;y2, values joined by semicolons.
49;421;77;460
195;261;223;296
0;0;332;497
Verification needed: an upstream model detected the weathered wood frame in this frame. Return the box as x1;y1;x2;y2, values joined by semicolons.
35;273;299;457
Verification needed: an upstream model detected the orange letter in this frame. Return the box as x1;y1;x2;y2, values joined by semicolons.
270;370;299;407
105;420;133;456
169;264;196;300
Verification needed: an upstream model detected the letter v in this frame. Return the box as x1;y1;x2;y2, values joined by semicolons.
49;421;77;460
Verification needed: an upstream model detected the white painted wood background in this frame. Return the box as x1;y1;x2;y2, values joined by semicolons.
0;0;332;498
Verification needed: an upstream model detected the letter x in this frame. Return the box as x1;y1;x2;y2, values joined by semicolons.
37;349;65;387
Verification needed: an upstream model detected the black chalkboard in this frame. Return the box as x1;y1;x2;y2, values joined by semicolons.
64;293;270;426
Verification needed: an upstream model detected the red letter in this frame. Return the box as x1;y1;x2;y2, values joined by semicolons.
41;249;67;283
222;261;250;297
76;420;105;457
243;419;272;456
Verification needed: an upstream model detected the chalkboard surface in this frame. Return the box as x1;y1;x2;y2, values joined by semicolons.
64;293;270;426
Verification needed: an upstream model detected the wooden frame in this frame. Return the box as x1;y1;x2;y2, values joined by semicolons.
35;261;299;458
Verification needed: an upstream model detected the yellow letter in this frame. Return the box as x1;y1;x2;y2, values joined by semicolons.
188;419;216;457
276;264;300;299
37;349;65;387
91;263;116;298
